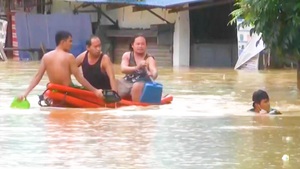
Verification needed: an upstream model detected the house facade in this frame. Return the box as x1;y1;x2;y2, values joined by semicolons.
2;0;238;67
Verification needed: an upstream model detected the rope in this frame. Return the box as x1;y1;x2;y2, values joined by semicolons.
38;89;51;107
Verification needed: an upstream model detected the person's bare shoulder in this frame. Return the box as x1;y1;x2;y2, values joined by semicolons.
147;53;155;59
78;50;87;57
102;54;112;61
42;50;56;60
75;51;87;66
146;54;156;62
44;50;54;56
122;51;130;59
101;54;112;69
66;52;76;60
76;51;87;61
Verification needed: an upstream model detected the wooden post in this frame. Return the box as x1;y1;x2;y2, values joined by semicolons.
297;60;300;90
5;0;12;58
40;42;46;54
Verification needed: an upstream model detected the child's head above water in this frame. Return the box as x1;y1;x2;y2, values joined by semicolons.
252;89;271;113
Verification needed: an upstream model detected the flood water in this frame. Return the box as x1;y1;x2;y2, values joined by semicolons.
1;61;300;169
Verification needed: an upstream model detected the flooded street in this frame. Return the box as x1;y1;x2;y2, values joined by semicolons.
1;61;300;169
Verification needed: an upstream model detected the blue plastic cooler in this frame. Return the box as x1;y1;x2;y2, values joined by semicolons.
140;82;163;104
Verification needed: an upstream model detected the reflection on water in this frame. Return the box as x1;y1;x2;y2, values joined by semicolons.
0;61;300;168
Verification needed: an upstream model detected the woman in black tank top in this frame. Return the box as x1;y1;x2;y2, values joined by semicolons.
118;35;158;101
123;52;153;83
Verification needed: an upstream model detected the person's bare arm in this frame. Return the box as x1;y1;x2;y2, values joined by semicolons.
120;52;138;74
75;51;86;67
18;57;46;99
147;56;158;80
102;55;117;92
69;54;97;92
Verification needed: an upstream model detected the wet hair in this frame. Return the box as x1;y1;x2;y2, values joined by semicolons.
129;34;147;51
55;31;72;46
252;89;269;107
86;35;100;47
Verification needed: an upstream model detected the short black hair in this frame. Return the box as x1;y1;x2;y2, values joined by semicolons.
129;33;147;51
252;89;269;107
86;35;100;47
55;31;72;46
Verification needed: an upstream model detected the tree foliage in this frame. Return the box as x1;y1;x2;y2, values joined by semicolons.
230;0;300;59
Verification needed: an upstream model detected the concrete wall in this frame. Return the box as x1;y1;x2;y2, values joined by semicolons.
190;43;238;67
173;10;190;67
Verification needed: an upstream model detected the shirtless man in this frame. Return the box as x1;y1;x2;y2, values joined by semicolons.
18;31;103;100
118;34;158;102
76;36;117;92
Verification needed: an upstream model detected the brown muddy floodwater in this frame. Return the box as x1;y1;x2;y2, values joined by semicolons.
0;61;300;169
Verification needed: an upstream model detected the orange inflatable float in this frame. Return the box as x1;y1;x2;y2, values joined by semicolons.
39;83;173;108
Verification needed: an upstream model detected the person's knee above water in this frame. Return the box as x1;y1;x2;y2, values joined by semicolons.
76;35;117;92
18;31;103;100
249;89;281;114
118;34;158;102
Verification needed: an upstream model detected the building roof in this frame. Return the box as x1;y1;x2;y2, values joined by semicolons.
65;0;207;8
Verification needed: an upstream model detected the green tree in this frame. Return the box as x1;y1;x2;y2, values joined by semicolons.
230;0;300;89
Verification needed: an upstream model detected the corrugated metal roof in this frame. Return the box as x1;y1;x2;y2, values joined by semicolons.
65;0;207;8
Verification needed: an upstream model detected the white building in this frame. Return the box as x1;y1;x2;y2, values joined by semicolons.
52;0;237;67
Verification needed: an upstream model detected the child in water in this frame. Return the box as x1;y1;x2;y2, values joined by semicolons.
249;89;281;115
